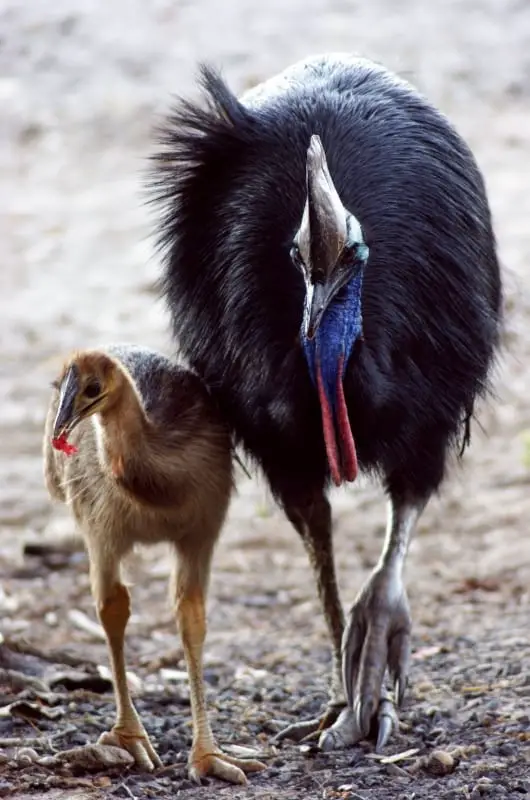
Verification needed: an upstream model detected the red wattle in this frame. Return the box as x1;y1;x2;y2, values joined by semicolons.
52;433;78;456
336;354;358;482
316;360;342;486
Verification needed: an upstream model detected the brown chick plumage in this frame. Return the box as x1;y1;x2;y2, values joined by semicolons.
43;344;264;784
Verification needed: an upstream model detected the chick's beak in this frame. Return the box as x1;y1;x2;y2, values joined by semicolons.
53;364;80;439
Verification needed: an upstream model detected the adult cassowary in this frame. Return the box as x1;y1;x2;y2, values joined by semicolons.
149;54;502;751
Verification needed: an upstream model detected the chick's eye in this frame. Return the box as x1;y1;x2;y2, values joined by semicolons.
83;380;101;399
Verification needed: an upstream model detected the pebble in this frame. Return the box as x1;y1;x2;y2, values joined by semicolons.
0;780;12;798
497;742;517;757
266;767;281;778
485;700;501;711
424;750;456;776
37;755;60;767
14;747;39;766
68;731;90;747
469;777;512;797
502;661;522;677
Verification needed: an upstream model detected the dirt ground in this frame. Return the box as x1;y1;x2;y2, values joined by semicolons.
1;0;530;798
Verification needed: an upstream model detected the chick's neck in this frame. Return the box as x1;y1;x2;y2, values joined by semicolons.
94;383;149;480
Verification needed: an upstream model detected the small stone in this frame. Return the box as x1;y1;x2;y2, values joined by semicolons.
58;744;135;771
485;700;500;712
497;742;517;757
450;744;480;759
299;742;319;756
15;747;39;766
474;777;494;793
37;755;60;767
503;662;522;677
425;750;456;776
265;767;281;778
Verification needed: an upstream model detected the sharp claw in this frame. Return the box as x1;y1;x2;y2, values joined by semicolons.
376;695;398;752
394;676;406;707
319;707;360;752
375;714;392;752
357;697;376;739
319;728;343;752
388;626;411;704
273;703;345;745
273;721;317;744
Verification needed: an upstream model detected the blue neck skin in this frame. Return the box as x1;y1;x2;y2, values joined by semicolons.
302;270;364;408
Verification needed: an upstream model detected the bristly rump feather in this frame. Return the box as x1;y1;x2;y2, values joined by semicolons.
148;55;502;503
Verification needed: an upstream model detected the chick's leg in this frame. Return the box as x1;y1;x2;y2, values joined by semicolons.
275;492;346;743
320;494;426;753
174;543;265;785
91;557;161;770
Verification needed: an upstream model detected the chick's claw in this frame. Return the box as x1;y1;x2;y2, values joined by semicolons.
189;746;266;785
98;725;162;771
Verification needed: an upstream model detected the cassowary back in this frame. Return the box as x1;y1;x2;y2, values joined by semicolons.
150;55;502;501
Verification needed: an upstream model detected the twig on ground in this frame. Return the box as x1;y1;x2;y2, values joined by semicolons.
118;784;138;800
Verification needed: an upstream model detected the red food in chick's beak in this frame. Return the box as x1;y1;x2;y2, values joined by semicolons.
52;433;78;456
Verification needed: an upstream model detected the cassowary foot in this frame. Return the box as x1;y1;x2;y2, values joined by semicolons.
272;701;346;744
323;566;410;751
98;724;163;771
189;743;266;785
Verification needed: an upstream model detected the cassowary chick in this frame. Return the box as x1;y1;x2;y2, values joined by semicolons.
43;344;264;784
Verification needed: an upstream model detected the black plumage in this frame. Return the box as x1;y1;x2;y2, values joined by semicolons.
149;54;502;750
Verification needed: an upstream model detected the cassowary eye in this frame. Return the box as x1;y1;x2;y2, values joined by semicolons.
290;243;306;272
336;242;364;272
83;380;101;399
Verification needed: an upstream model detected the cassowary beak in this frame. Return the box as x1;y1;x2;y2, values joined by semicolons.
53;364;80;439
304;281;333;340
299;135;348;340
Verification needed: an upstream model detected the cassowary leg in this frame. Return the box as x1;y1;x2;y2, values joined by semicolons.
91;555;162;770
275;492;346;743
173;541;266;785
320;493;426;752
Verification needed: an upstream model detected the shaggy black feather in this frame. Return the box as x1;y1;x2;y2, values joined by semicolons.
148;56;502;504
